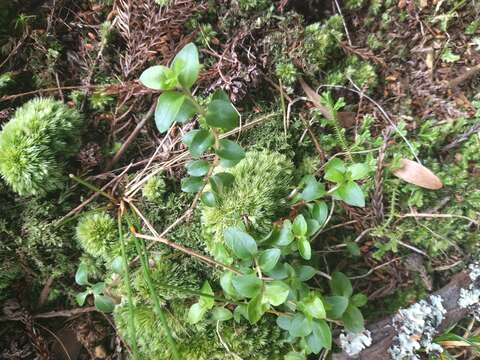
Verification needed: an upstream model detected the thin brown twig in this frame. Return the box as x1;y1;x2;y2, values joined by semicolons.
107;101;156;170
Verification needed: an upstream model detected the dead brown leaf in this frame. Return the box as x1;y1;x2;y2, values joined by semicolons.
393;159;443;189
299;78;356;127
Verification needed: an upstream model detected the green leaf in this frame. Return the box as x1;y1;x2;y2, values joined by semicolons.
220;271;238;297
348;163;369;180
351;293;368;308
175;98;197;123
311;202;328;226
155;91;185;133
342;304;365;333
299;293;326;319
232;274;262;298
276;315;291;330
301;176;325;202
199;281;214;309
76;291;88;306
139;65;176;90
216;139;245;167
325;296;349;319
186;159;209;176
274;220;294;246
325;167;345;183
258;248;281;272
182;129;198;147
325;158;346;172
181;176;203;193
212;307;233;321
337;181;365;207
247;293;265;324
265;263;289;280
289;313;313;338
233;304;248;323
298;237;311;260
211;89;230;102
91;282;105;295
206;99;239;131
171;43;200;89
330;272;353;297
297;265;317;282
111;256;125;274
307;320;332;353
292;214;308;237
75;263;89;286
209;172;235;194
263;281;290;306
94;294;115;313
188;302;206;324
306;219;320;236
201;191;216;207
284;352;306;360
189;129;214;158
224;227;257;260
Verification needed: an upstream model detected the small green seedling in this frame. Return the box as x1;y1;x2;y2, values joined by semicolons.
75;263;115;313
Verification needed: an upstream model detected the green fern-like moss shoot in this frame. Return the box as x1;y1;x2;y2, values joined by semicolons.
0;97;82;196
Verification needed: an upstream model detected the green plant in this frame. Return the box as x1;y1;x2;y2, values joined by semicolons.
0;97;83;196
275;62;298;86
142;174;166;202
303;16;344;72
323;158;370;207
76;211;118;260
201;150;294;263
75;263;115;312
140;42;251;231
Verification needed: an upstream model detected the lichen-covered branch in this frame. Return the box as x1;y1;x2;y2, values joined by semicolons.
333;269;474;360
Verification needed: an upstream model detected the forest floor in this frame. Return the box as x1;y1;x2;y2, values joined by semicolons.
0;0;479;359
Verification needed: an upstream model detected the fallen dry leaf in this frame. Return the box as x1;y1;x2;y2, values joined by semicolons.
393;159;443;189
299;78;356;128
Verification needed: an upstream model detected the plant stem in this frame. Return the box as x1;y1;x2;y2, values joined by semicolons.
69;174;117;203
126;215;181;360
117;205;139;359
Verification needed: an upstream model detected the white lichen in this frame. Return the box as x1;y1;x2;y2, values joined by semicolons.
339;329;372;356
457;263;480;320
389;295;446;360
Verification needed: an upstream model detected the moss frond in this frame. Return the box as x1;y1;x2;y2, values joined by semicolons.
201;150;294;262
0;97;82;196
76;211;118;260
142;175;167;203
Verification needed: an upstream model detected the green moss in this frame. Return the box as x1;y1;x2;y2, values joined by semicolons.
275;62;298;86
142;175;167;203
115;302;287;360
345;0;366;10
201;150;294;262
76;211;118;260
304;15;344;72
0;98;83;196
129;253;210;303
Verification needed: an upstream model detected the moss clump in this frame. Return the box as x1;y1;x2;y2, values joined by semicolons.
202;150;294;262
275;62;298;86
129;253;210;302
142;174;167;203
303;15;344;72
115;301;287;360
0;98;83;196
76;211;117;260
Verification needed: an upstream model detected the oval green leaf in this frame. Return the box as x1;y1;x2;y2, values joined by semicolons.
155;91;185;133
